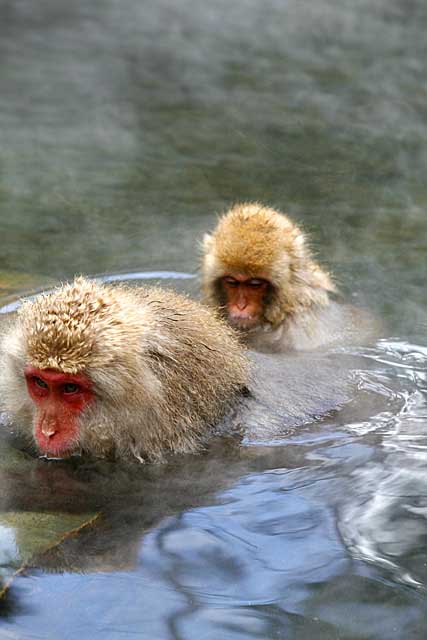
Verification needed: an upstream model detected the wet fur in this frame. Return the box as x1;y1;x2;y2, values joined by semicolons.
0;277;249;462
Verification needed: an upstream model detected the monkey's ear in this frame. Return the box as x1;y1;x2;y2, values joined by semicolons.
203;233;213;251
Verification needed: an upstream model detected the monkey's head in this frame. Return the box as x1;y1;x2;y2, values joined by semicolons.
1;277;145;459
202;203;335;332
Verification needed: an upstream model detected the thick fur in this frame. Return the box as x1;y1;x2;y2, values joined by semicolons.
0;277;249;462
202;202;350;352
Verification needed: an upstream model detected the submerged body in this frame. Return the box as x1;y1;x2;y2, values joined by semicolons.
239;349;352;442
202;202;376;352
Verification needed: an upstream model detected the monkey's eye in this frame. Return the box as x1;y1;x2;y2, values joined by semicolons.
247;279;265;288
223;277;239;287
32;376;48;390
61;383;81;395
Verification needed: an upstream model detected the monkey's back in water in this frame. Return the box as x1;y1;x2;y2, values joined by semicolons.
221;350;354;445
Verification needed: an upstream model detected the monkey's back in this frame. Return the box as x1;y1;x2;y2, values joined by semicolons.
131;285;250;425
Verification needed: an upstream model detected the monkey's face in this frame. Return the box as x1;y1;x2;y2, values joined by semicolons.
24;366;94;458
220;274;271;331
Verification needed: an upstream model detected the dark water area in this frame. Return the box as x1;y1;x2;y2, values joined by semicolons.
0;0;426;638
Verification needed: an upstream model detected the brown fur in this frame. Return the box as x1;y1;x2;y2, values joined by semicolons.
202;203;341;351
0;277;249;462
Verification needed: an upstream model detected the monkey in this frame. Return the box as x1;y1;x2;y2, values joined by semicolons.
202;202;376;353
0;277;249;463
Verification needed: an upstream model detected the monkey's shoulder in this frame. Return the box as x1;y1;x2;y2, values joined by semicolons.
246;301;379;353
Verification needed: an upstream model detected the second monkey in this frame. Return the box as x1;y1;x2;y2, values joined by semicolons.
202;202;375;353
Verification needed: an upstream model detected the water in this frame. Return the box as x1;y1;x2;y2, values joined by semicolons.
0;0;426;637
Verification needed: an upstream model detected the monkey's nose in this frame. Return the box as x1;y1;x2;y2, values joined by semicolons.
236;298;248;311
42;425;57;438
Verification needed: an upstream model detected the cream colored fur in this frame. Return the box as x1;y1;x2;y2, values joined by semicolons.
0;277;249;461
202;203;340;350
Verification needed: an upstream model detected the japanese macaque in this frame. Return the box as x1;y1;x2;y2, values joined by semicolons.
202;202;374;352
0;277;249;462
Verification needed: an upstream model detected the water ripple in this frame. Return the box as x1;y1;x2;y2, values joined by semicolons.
338;338;427;589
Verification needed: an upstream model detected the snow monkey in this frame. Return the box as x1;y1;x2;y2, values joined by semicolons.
202;202;373;352
0;277;249;462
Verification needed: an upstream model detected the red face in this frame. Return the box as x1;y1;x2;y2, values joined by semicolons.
221;274;270;330
24;366;94;458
